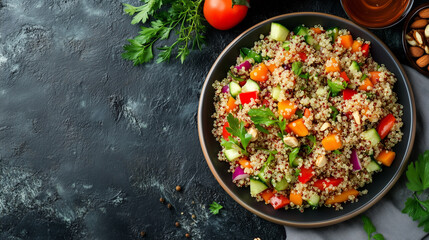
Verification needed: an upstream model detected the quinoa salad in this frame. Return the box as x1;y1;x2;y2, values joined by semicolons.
211;23;403;211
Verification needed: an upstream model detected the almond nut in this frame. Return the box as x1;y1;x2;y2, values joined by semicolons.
406;32;418;46
418;8;429;19
413;30;426;46
410;46;424;57
411;19;428;28
426;46;429;55
416;55;429;68
425;24;429;38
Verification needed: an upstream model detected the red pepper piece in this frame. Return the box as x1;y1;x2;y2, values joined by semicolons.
270;194;290;210
239;91;258;105
342;89;357;100
313;177;343;191
377;114;396;139
298;166;314;184
298;52;307;62
361;44;370;57
222;122;231;140
340;71;350;83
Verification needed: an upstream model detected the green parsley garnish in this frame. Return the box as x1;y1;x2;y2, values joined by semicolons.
122;0;206;65
248;106;287;139
303;135;317;154
333;150;342;154
294;169;301;177
224;113;252;155
402;150;429;232
330;106;339;121
361;74;368;81
327;79;346;97
209;201;223;215
362;215;385;240
292;61;303;76
289;147;300;167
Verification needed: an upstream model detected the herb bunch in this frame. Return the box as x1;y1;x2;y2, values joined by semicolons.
122;0;206;65
221;113;253;156
402;150;429;232
209;201;223;215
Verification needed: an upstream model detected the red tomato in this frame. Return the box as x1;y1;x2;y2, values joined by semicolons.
222;122;231;140
343;89;357;100
313;177;343;191
361;44;370;57
239;91;258;105
298;166;314;184
270;194;290;210
203;0;249;30
377;114;396;139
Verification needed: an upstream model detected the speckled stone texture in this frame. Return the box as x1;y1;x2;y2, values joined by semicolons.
0;0;425;239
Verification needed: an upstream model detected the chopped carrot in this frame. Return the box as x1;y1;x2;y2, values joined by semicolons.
369;71;381;84
226;96;237;113
266;62;277;73
287;119;309;137
250;63;269;82
278;100;297;120
261;189;275;203
289;191;303;206
238;158;252;169
358;78;374;91
304;108;311;118
376;150;396;167
321;133;342;151
311;27;323;34
325;58;341;73
351;40;362;53
339;35;353;49
325;189;359;205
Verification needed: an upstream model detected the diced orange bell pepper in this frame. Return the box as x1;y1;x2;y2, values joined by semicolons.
226;96;237;113
358;78;374;91
369;71;381;85
325;58;341;73
311;27;323;34
238;158;252;169
339;35;353;49
376;150;396;167
266;62;277;73
250;63;269;82
325;189;359;205
351;40;362;53
278;100;297;120
287;119;309;137
322;133;342;151
261;189;276;203
289;191;303;206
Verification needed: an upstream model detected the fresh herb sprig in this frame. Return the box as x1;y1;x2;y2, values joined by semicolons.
209;201;223;215
402;150;429;232
248;106;288;140
222;113;252;155
122;0;206;65
362;215;385;240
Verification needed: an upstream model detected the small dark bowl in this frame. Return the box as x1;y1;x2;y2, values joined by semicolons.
198;12;416;227
402;2;429;77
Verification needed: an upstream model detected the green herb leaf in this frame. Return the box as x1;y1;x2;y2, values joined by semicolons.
299;73;309;79
232;0;250;7
209;201;223;215
294;169;301;177
333;150;341;154
292;62;303;76
289;147;300;167
221;138;237;150
296;110;303;119
327;79;345;97
330;106;339;121
255;124;269;134
405;151;429;193
361;74;368;81
226;113;251;155
372;233;385;240
362;215;376;239
228;71;246;82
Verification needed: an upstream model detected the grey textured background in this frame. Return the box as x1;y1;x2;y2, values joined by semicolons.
0;0;426;239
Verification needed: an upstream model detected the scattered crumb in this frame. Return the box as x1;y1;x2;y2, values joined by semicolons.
160;197;165;203
175;221;180;227
176;185;182;191
167;203;172;209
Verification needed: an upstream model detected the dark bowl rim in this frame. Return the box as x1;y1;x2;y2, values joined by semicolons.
402;2;429;77
198;12;416;228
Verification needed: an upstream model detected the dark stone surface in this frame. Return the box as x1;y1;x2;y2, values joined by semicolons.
0;0;425;239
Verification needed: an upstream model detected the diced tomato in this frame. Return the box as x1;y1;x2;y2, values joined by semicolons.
361;44;370;57
298;52;307;62
377;114;396;139
261;189;275;203
298;166;314;184
239;91;258;105
222;122;231;140
342;89;357;100
270;194;290;210
313;177;343;191
340;71;350;82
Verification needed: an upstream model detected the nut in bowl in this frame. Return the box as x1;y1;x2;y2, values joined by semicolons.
403;3;429;77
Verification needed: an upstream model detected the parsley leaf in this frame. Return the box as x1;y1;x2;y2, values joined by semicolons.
327;79;346;97
226;113;252;155
209;201;223;215
255;124;269;134
296;110;303;119
292;62;303;76
330;106;339;121
294;169;301;177
362;215;384;240
289;147;300;167
122;0;206;65
303;135;317;154
248;106;286;140
333;150;342;154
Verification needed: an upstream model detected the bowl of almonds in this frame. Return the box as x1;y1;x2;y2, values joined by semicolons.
403;3;429;77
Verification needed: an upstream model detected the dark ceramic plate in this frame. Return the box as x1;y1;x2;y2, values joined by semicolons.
198;12;416;227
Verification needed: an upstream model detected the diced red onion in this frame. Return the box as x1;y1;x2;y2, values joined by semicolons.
351;149;362;171
221;85;229;93
232;167;249;181
235;61;251;71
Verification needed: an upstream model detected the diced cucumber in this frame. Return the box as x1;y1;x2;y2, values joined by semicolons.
272;85;281;100
282;41;290;51
304;35;320;50
272;177;289;191
349;61;360;72
327;27;339;42
307;193;320;207
362;128;381;146
229;81;242;98
224;148;241;161
241;79;260;93
270;22;290;42
294;26;309;36
257;166;270;184
366;160;381;172
250;178;268;196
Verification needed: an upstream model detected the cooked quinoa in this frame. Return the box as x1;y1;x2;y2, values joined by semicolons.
211;24;403;211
